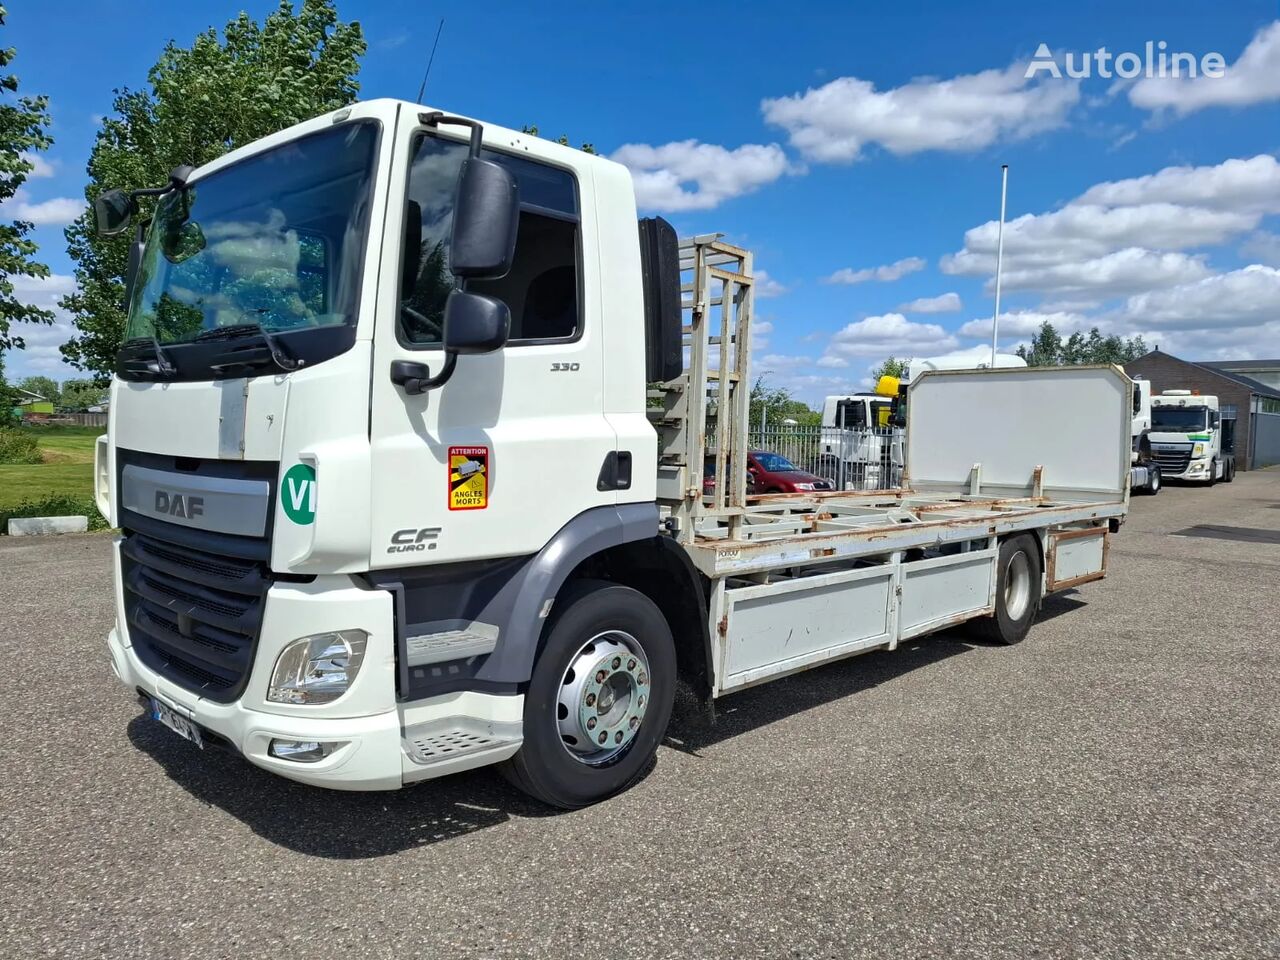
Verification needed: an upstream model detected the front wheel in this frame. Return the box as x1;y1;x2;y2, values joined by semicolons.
501;580;676;809
1143;466;1161;495
969;534;1043;645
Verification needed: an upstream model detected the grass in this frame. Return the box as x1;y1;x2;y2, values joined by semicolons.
0;425;103;517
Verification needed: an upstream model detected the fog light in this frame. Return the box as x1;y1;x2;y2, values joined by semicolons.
268;739;347;763
267;629;368;705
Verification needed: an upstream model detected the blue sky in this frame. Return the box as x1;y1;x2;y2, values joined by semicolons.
6;0;1280;403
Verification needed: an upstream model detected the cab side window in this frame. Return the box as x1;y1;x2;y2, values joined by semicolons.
399;134;581;347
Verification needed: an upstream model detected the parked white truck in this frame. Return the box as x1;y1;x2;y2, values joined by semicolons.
817;392;901;490
92;99;1132;809
1149;390;1236;485
1128;377;1160;494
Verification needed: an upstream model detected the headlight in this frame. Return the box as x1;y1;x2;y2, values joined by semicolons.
1193;443;1205;457
793;482;815;491
267;629;368;705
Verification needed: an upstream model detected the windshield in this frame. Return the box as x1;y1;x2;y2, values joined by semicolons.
753;452;799;472
124;121;379;359
1151;406;1209;432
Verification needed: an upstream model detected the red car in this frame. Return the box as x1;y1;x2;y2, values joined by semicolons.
746;450;834;493
703;451;834;496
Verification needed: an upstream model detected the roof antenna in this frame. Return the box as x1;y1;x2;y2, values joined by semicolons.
416;18;446;103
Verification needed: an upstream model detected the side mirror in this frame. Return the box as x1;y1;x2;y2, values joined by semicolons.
443;290;510;355
449;158;518;279
94;189;135;237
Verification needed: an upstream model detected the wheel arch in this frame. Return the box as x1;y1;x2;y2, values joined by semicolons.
560;536;714;700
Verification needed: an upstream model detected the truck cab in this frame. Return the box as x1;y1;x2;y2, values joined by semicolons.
1149;390;1235;484
817;393;901;490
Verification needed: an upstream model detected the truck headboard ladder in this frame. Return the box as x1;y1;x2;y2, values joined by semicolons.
649;234;755;544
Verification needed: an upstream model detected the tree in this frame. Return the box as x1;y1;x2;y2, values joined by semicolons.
1015;321;1147;367
59;379;108;410
0;4;55;352
520;125;596;155
59;0;366;379
16;374;57;403
749;376;820;426
0;349;19;425
869;356;906;382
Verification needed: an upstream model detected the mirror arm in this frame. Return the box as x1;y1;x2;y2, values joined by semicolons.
419;112;484;158
420;351;458;390
390;353;458;395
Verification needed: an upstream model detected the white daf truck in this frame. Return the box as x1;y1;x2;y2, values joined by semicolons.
92;99;1132;809
1149;390;1235;485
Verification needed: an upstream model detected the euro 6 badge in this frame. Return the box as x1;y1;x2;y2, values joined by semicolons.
448;446;489;510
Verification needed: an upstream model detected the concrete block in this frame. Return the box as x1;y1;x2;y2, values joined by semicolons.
7;516;89;536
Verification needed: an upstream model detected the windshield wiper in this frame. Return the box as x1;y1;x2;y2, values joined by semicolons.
198;322;304;375
119;336;178;380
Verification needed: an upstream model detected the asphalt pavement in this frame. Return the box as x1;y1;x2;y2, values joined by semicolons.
2;471;1278;959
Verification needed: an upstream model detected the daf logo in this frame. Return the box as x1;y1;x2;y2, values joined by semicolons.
388;527;440;554
155;490;204;519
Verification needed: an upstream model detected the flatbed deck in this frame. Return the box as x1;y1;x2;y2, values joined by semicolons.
683;487;1124;577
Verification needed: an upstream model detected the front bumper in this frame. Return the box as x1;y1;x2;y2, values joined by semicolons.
107;542;522;791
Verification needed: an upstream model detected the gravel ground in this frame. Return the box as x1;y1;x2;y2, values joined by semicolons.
2;472;1278;959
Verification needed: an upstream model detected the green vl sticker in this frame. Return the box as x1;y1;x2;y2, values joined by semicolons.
282;463;316;525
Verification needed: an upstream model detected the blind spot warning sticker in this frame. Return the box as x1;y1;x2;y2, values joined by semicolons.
448;446;490;511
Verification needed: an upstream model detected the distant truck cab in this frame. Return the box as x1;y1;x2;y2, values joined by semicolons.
1149;390;1235;485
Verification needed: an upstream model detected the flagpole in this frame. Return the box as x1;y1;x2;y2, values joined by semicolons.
991;163;1008;367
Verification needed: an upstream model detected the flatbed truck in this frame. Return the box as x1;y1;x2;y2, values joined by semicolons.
93;99;1132;808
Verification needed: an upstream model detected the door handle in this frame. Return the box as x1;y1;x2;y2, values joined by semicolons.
390;359;431;395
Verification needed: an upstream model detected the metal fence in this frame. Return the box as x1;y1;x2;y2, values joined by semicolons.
745;424;905;491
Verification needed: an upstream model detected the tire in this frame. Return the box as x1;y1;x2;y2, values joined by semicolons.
1224;458;1235;483
1144;466;1161;495
969;534;1043;645
1208;459;1218;486
500;580;676;809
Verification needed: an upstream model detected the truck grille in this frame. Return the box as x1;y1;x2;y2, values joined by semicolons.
121;532;268;702
1152;447;1192;475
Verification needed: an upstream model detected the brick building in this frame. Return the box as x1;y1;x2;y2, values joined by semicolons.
1124;349;1280;470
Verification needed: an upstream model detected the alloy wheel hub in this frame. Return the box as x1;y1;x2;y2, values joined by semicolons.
557;632;650;765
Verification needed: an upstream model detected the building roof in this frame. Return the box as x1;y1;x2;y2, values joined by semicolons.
1203;359;1280;371
15;388;48;402
1133;350;1280;401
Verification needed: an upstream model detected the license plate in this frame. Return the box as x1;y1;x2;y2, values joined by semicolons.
150;697;203;749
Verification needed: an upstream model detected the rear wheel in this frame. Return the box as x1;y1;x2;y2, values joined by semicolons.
1224;458;1235;483
501;580;676;809
970;534;1042;645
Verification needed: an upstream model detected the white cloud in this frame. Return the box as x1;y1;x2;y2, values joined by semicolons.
1128;21;1280;115
1240;230;1280;266
898;292;962;314
958;309;1090;339
1112;264;1280;330
3;273;78;378
762;61;1079;163
995;248;1211;296
944;154;1280;301
3;191;85;226
822;312;958;361
947;204;1256;272
825;256;925;285
754;270;787;298
20;152;55;178
612;139;790;212
1076;154;1280;215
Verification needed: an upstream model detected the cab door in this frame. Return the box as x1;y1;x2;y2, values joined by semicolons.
367;111;615;567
